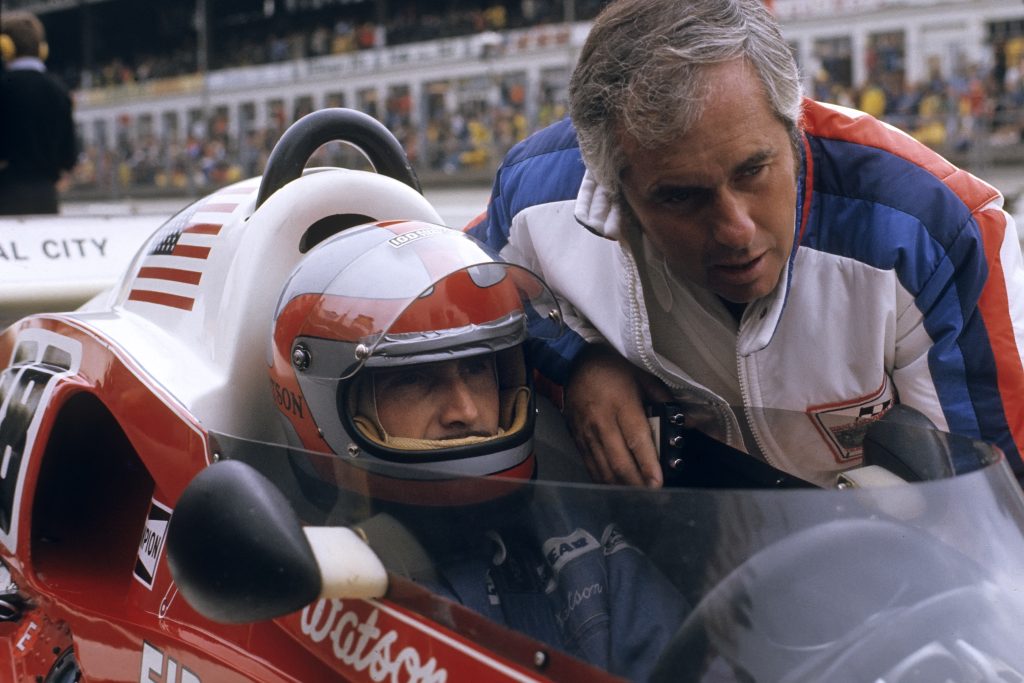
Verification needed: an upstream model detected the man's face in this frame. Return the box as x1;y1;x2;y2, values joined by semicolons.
618;59;799;304
372;355;500;440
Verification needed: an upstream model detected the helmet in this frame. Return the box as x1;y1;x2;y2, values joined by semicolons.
268;220;562;506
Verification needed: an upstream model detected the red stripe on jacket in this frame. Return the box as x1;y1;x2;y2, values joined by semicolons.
975;207;1024;462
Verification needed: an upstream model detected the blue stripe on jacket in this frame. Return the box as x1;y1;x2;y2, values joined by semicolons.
469;118;589;384
803;135;1010;456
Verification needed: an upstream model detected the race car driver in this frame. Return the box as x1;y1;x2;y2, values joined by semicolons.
268;220;688;681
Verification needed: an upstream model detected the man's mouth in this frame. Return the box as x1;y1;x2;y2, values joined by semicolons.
713;253;763;273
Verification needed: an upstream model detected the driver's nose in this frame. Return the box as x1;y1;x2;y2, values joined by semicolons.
438;377;481;429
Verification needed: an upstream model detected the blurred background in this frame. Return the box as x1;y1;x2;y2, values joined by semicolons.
4;0;1024;210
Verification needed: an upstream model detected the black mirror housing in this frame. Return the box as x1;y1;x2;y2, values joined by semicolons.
166;459;322;623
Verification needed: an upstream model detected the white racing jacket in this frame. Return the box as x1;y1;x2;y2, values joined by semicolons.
469;100;1024;485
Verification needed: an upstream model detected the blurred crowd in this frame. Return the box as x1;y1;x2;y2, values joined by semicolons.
65;56;1024;199
71;1;603;90
812;58;1024;156
66;77;569;197
56;0;1024;200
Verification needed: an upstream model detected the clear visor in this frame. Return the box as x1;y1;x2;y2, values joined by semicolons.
291;227;562;382
347;346;532;452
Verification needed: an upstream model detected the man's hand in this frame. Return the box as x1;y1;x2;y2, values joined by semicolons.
563;345;672;487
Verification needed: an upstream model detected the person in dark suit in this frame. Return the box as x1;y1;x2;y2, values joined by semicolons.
0;10;77;215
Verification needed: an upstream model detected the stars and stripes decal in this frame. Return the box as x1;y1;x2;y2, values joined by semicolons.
127;189;251;311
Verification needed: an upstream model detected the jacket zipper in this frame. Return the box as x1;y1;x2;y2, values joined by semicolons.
735;349;775;468
621;250;744;449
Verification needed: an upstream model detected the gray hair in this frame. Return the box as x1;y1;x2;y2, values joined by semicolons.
568;0;803;194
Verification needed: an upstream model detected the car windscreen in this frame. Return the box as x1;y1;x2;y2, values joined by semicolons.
209;409;1024;682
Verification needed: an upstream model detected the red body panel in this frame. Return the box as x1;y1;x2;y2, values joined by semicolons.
0;177;619;682
0;315;614;682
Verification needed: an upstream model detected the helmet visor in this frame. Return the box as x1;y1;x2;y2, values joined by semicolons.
285;223;562;383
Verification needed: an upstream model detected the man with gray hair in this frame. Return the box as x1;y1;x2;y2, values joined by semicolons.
468;0;1024;488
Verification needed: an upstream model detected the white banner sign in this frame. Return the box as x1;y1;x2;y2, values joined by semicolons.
0;213;168;319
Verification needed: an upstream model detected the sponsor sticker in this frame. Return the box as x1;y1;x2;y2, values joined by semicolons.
600;524;635;557
140;641;201;683
387;227;447;248
810;399;893;463
542;528;598;574
134;499;172;589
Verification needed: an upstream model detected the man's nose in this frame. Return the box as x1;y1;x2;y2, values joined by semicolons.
710;190;756;249
439;377;481;426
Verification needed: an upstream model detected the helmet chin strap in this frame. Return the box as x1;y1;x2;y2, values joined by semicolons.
354;415;506;450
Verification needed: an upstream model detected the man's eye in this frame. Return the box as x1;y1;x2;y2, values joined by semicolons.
739;164;767;179
661;189;693;204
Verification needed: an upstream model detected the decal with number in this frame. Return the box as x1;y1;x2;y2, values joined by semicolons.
0;329;81;553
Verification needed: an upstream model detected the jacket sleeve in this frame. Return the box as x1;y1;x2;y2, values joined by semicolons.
467;145;592;386
893;198;1024;478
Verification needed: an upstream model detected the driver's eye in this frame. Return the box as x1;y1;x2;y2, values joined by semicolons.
377;369;431;393
395;371;430;387
461;357;492;376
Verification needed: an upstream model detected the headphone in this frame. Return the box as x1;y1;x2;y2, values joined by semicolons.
0;33;48;63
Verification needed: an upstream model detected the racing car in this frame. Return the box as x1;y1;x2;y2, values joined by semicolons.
2;108;1024;682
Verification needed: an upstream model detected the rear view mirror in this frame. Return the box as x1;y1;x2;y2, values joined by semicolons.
166;459;386;624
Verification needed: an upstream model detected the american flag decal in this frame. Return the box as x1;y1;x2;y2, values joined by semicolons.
127;191;248;311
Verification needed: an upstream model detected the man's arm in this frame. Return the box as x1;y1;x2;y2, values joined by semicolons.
894;199;1024;479
467;196;593;385
467;129;669;487
563;345;670;487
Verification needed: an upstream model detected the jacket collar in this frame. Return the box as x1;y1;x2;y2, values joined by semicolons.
573;170;624;241
7;57;46;72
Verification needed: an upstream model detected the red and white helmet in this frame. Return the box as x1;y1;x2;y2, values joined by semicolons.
268;220;561;506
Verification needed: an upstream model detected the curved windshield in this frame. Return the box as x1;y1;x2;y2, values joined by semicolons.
208;405;1024;683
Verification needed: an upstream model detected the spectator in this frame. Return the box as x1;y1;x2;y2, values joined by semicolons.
0;10;77;214
858;78;887;118
59;5;1024;200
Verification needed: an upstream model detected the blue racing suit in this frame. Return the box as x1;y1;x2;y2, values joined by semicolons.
417;492;689;681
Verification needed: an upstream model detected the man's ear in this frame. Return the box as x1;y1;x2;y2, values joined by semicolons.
38;40;48;61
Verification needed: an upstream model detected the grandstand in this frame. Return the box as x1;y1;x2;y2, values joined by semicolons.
4;0;1024;199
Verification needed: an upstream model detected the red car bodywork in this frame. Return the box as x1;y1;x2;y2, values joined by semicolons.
0;153;617;682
